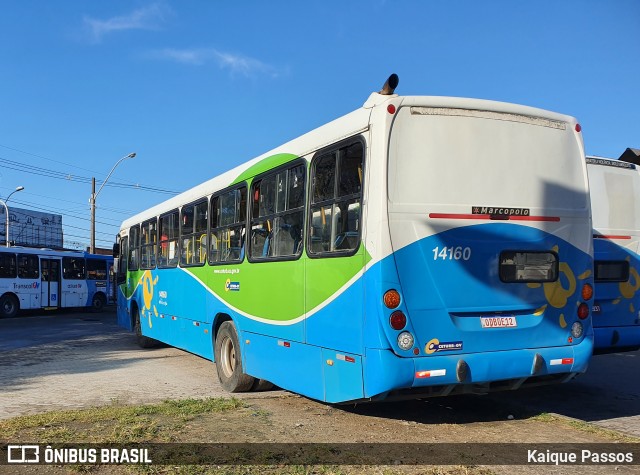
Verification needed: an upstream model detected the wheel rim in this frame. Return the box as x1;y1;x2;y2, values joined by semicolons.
3;299;14;314
220;335;236;378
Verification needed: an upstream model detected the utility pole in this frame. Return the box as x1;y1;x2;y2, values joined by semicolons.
90;177;96;254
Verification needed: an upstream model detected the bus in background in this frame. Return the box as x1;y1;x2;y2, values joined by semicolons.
115;75;593;403
587;156;640;353
0;247;113;317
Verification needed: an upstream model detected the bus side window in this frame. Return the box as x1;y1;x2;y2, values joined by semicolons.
128;225;140;271
158;210;179;268
249;162;306;261
116;236;129;284
210;185;247;265
87;258;107;280
0;253;17;278
180;199;207;267
308;140;364;256
63;257;86;279
140;218;157;270
17;254;39;279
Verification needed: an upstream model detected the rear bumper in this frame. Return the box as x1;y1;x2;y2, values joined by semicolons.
363;336;593;400
594;325;640;353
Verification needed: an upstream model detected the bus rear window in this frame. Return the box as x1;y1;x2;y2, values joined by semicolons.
595;260;629;283
499;251;558;283
388;107;587;212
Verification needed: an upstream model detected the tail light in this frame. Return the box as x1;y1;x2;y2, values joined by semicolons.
383;290;401;309
581;283;593;301
389;311;406;330
397;332;414;350
577;303;589;320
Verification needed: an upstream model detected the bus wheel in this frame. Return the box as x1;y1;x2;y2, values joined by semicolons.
0;294;19;318
134;308;157;349
91;294;106;312
214;321;255;392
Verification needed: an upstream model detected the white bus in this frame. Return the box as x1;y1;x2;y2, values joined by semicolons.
587;156;640;353
0;247;113;317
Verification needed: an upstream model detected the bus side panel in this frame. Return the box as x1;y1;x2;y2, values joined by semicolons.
206;260;305;343
61;280;87;308
305;252;365;354
320;348;364;403
241;330;325;401
130;268;214;358
117;281;131;329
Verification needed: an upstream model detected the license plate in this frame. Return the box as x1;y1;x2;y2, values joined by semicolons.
592;304;601;313
481;316;517;328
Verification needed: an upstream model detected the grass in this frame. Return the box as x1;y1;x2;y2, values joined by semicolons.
0;396;498;474
0;397;244;443
529;412;640;442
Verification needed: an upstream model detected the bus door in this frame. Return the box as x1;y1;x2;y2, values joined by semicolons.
115;236;131;329
41;258;61;309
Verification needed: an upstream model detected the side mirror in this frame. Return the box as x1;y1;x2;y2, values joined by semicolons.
112;243;120;258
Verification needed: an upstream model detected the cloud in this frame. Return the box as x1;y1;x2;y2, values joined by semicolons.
83;3;170;42
150;48;283;78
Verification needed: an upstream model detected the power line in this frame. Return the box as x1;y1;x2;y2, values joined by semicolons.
0;155;180;195
0;186;135;215
11;198;122;228
0;143;182;195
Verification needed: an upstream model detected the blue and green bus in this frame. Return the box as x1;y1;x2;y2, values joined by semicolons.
587;156;640;353
115;75;594;403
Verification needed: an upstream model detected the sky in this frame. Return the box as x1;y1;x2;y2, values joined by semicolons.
0;0;638;250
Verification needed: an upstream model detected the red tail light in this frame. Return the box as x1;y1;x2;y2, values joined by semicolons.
390;311;407;330
577;303;589;320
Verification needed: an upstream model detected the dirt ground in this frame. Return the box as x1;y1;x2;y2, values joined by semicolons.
5;391;639;475
192;393;640;472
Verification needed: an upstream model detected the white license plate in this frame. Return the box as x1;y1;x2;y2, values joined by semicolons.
481;316;517;328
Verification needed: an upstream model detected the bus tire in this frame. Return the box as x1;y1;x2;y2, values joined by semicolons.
214;321;255;392
91;293;106;312
0;294;19;318
134;308;158;349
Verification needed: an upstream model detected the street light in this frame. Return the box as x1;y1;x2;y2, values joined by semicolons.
0;186;25;247
90;152;136;254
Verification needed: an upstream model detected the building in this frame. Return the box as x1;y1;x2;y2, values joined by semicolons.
619;147;640;165
0;206;63;248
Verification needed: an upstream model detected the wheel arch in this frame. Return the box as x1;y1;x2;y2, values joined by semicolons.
130;299;140;330
212;312;234;361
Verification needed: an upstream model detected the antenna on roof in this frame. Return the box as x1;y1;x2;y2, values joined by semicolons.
379;74;399;95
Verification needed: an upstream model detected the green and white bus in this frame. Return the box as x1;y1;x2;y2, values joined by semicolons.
115;75;594;403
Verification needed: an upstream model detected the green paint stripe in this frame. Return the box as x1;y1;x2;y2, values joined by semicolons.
230;153;300;186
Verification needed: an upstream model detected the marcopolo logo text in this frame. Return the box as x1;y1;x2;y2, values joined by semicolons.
472;206;530;216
